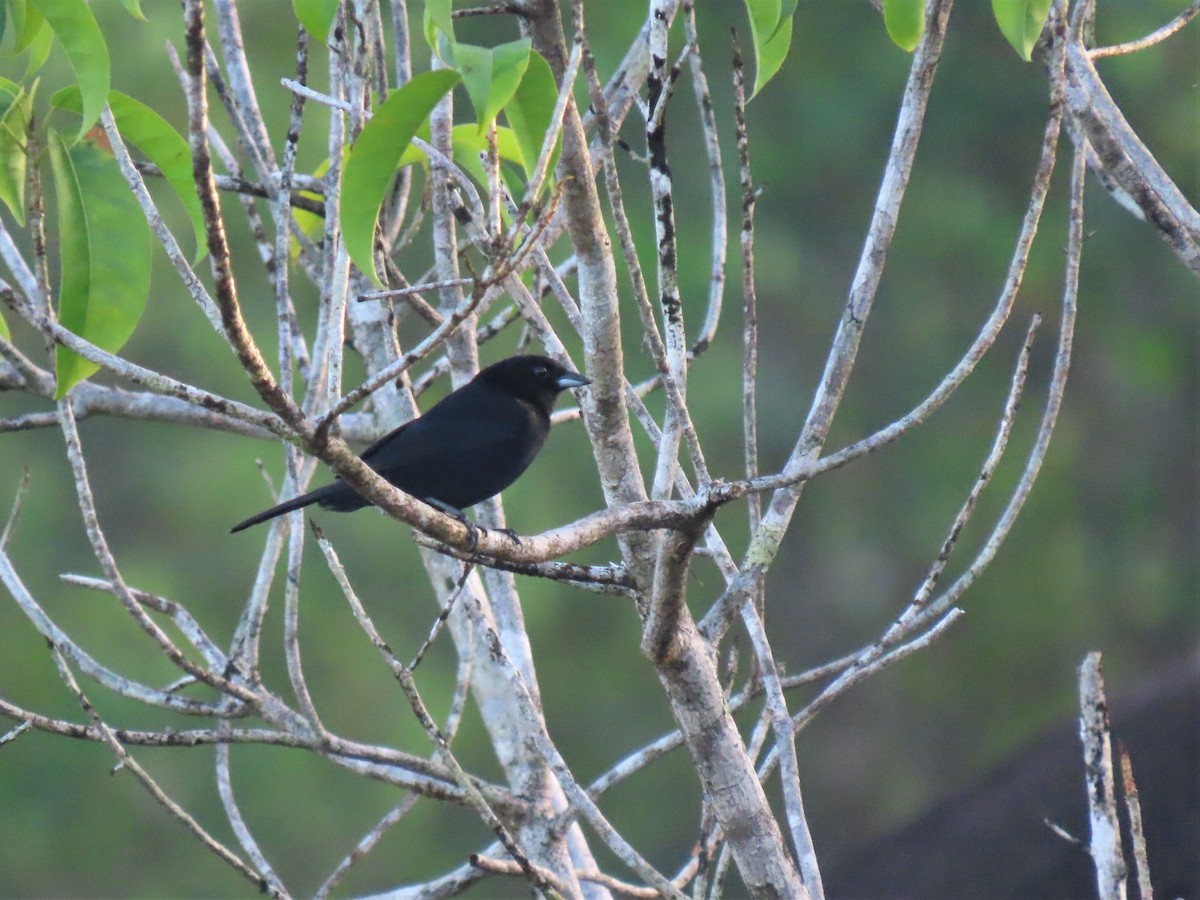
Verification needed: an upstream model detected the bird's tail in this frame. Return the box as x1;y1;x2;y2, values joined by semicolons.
229;486;331;533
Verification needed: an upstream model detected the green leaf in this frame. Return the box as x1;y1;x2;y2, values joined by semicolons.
424;0;454;42
0;2;8;49
342;68;460;285
882;0;925;52
48;130;151;397
5;1;45;56
391;120;521;187
454;38;531;135
23;15;53;77
991;0;1052;61
120;0;147;22
746;0;782;42
450;123;522;190
52;86;207;262
0;80;33;224
292;0;338;43
503;49;559;182
29;0;110;141
0;308;8;341
395;119;432;169
749;10;792;98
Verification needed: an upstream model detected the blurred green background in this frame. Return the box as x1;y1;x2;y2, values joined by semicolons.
0;1;1195;896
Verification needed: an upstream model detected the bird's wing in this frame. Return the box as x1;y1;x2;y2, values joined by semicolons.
367;402;536;470
359;416;416;462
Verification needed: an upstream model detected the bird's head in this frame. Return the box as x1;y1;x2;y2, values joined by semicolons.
476;355;591;415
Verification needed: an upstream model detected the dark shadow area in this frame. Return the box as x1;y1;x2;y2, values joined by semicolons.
824;653;1200;899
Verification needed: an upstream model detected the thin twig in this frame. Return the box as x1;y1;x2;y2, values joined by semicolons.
903;313;1042;617
360;277;473;302
183;0;303;429
0;692;526;806
132;160;326;214
732;29;760;534
309;523;552;895
46;643;273;894
741;604;824;899
212;0;276;172
60;574;228;673
314;795;419;899
280;77;353;112
1;552;237;717
0;467;30;552
99;111;228;336
409;562;474;671
515;39;581;215
906;99;1083;635
682;0;726;358
1118;741;1153;900
283;505;325;732
460;593;687;899
216;738;289;896
57;399;257;702
0;721;31;747
1089;0;1199;58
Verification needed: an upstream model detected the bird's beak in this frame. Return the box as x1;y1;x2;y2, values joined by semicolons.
556;370;591;390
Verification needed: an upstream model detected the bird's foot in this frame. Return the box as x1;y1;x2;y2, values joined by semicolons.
464;519;482;551
425;498;481;550
422;500;519;550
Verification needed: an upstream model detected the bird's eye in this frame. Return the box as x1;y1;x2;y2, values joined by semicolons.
533;364;549;379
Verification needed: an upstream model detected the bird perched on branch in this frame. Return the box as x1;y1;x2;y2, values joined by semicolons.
230;355;590;533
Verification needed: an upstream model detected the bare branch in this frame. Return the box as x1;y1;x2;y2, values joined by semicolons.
409;562;474;671
310;524;552;896
732;29;760;531
216;739;289;896
0;467;30;552
60;574;228;672
1117;742;1153;900
100;108;226;336
907;109;1085;634
57;399;259;702
282;509;324;732
1;552;237;716
532;0;650;548
700;0;957;643
46;644;273;894
1088;0;1199;58
416;537;636;596
183;0;303;428
681;1;726;357
315;795;419;900
212;0;276;173
742;604;824;899
458;591;686;899
1078;652;1128;900
1065;0;1200;273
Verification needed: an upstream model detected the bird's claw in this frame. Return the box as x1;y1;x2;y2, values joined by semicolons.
464;519;481;551
465;523;520;550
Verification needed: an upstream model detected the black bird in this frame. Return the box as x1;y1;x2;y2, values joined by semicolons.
230;355;590;533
